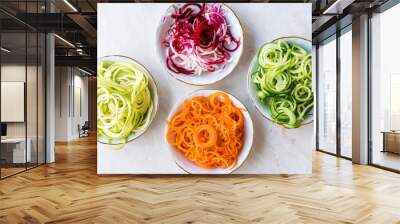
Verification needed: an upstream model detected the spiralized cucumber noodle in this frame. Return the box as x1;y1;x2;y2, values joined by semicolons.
252;40;313;128
97;60;153;143
163;3;240;75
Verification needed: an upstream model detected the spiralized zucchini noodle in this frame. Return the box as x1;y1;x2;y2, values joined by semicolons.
163;3;240;75
252;40;313;128
97;60;153;143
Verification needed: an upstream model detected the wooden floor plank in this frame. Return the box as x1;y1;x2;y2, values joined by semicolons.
0;135;400;224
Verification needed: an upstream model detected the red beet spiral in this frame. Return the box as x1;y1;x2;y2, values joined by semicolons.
164;3;241;75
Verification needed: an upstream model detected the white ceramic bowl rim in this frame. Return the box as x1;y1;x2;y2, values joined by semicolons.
247;37;314;128
156;3;244;86
165;89;254;174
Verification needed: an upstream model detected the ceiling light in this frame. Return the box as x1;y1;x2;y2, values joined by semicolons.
78;67;93;76
54;34;75;48
322;0;355;15
1;47;11;53
323;0;341;14
76;48;85;55
63;0;78;12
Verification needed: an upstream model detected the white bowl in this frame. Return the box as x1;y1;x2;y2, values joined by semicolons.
165;89;253;174
97;55;159;145
247;37;313;128
156;3;244;86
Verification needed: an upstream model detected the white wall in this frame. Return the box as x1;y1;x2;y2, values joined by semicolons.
1;63;46;164
54;67;89;141
1;65;27;141
1;65;37;138
72;73;89;138
55;67;69;141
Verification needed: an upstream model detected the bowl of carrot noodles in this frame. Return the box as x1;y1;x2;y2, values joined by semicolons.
156;3;243;85
165;90;253;174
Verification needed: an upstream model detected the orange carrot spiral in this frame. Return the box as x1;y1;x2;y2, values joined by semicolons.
166;92;245;169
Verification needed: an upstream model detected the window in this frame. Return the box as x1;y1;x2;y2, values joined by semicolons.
317;36;337;154
316;26;353;159
339;28;352;158
370;2;400;171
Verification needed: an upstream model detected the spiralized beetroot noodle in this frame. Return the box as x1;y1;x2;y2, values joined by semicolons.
164;3;241;75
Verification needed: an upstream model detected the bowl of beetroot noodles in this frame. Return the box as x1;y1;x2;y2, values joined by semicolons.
156;3;243;85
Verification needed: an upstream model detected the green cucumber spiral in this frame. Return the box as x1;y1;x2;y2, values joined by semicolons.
252;40;313;128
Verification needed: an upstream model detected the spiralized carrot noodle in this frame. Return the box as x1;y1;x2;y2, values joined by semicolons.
166;92;245;169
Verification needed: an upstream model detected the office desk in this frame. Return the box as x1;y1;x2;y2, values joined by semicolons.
381;131;400;154
1;138;31;163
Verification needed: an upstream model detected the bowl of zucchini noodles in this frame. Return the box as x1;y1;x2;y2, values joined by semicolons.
97;55;159;145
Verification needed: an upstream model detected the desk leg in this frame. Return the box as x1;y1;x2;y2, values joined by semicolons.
382;133;386;153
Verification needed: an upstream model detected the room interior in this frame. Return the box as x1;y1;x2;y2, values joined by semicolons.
0;0;400;223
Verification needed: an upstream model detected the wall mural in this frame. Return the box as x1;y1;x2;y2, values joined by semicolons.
97;3;313;174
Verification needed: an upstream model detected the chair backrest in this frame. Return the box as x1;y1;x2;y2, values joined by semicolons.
82;121;90;129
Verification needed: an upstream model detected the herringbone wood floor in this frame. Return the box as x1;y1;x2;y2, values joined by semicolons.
1;135;400;224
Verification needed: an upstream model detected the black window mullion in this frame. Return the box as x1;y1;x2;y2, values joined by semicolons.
0;25;2;179
44;29;47;164
24;0;28;171
315;44;320;150
336;28;341;157
36;0;39;167
72;68;75;118
367;11;373;165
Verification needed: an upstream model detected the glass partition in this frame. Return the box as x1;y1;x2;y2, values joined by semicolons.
38;32;46;165
317;36;337;154
0;1;46;179
27;0;39;170
27;31;38;169
0;31;28;177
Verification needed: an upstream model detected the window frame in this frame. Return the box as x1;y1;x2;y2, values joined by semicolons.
315;24;353;161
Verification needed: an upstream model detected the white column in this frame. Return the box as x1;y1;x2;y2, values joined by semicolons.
46;32;55;163
352;14;369;164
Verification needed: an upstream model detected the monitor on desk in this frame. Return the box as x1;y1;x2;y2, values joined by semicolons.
1;123;7;138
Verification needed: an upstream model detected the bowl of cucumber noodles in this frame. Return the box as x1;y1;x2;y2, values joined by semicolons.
248;37;313;129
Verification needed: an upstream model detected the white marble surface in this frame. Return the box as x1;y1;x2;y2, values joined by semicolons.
97;3;313;174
